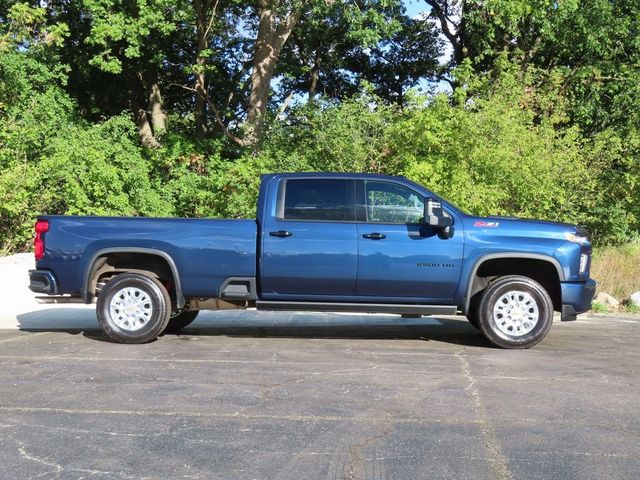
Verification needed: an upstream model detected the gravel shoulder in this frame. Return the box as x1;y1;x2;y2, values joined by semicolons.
0;254;94;329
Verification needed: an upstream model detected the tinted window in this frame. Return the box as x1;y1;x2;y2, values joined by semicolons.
365;181;424;224
284;179;352;221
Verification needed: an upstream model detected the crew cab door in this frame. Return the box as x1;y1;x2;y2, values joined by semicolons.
260;178;358;297
355;180;464;301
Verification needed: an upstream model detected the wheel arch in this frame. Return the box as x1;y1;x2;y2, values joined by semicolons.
464;253;564;314
82;247;185;309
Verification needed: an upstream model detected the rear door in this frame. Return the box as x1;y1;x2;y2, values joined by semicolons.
260;178;358;298
355;180;464;301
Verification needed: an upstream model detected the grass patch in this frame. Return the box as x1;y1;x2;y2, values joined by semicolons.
591;241;640;302
590;301;609;313
623;302;640;314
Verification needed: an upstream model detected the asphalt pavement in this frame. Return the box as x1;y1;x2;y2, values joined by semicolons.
0;309;639;480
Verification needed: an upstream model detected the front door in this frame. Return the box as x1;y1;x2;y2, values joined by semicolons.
260;178;358;298
355;180;463;302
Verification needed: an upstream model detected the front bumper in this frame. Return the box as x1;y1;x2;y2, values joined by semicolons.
560;278;596;321
28;269;59;295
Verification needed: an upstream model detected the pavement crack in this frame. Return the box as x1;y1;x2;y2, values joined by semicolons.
0;405;482;426
9;434;63;478
456;350;514;480
260;377;306;401
13;421;170;439
9;431;154;480
343;414;394;480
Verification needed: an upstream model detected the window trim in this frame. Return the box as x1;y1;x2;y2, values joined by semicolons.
277;178;357;223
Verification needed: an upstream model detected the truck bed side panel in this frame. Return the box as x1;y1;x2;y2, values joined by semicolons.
36;216;257;298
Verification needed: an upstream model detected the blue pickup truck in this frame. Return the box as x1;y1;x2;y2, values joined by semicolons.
29;173;595;348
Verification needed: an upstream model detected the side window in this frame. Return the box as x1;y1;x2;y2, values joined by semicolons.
283;179;352;221
365;181;424;224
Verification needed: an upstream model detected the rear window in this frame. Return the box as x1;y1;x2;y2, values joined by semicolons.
283;179;352;221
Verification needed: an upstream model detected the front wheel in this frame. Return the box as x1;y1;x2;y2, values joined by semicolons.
96;273;171;344
477;275;554;349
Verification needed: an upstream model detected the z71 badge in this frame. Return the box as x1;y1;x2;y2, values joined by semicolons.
473;221;500;228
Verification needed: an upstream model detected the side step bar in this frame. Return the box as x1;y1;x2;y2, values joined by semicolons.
256;301;457;316
36;296;85;304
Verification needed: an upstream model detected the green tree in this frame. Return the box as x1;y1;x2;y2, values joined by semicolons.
77;0;178;146
0;3;169;251
275;0;405;103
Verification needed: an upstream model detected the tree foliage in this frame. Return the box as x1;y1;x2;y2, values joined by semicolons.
0;0;639;253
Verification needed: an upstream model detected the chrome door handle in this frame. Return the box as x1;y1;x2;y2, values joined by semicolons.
362;233;386;240
269;230;292;238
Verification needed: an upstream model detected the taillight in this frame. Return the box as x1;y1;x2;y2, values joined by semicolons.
34;219;49;261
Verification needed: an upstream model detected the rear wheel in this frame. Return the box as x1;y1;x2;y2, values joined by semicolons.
164;310;199;333
477;275;554;349
96;273;171;344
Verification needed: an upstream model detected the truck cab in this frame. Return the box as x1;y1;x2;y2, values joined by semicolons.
258;174;463;303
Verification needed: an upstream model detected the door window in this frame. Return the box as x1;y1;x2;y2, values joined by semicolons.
364;181;424;224
283;179;354;221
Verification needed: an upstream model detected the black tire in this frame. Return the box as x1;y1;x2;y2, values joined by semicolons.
164;310;199;333
96;273;171;344
477;275;554;349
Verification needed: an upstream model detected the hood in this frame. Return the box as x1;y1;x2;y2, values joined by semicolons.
492;216;587;234
465;215;589;239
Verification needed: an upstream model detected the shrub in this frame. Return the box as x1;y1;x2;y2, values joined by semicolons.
388;91;634;245
590;241;640;301
1;114;171;252
261;95;398;174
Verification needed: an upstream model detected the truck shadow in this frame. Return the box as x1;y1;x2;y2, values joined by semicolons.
17;308;493;348
176;323;492;348
17;307;98;333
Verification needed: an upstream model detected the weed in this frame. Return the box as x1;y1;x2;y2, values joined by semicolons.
623;302;640;314
590;241;640;302
590;301;609;313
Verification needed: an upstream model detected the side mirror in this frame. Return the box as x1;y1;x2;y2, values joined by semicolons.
424;199;453;228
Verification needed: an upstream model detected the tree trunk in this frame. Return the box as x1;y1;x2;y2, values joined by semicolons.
149;82;167;136
131;72;161;148
193;0;210;139
425;1;469;91
135;106;161;148
426;0;466;66
245;0;301;144
308;52;322;102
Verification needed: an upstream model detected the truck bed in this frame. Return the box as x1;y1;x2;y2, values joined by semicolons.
35;216;257;299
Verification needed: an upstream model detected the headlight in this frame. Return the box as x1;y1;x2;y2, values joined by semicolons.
565;232;589;245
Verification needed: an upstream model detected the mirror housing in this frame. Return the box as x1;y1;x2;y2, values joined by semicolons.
423;199;453;228
438;225;455;240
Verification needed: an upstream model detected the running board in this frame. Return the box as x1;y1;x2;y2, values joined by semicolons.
36;296;85;304
256;301;457;316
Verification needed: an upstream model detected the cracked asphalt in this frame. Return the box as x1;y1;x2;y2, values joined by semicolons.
1;308;639;480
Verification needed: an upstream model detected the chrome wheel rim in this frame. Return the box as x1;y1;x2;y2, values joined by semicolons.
109;287;153;331
493;290;539;337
